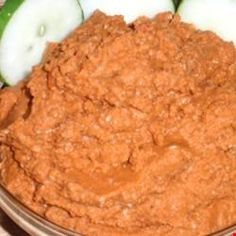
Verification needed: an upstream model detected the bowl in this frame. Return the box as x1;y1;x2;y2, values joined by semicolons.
0;1;235;236
0;185;80;236
0;184;235;236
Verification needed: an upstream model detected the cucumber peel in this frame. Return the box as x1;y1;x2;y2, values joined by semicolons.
0;0;83;86
0;0;24;39
0;0;25;84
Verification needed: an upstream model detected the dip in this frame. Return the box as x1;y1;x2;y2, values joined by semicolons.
0;12;236;236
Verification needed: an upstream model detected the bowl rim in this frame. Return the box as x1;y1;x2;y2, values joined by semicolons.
0;184;81;236
0;184;235;236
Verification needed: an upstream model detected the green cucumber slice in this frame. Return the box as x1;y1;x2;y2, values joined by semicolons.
177;0;236;45
80;0;175;23
0;0;83;86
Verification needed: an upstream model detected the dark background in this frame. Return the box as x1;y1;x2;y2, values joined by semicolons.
173;0;181;8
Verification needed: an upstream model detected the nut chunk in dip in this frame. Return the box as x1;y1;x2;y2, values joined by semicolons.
0;12;236;236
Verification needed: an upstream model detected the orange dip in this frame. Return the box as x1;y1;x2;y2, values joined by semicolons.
0;12;236;235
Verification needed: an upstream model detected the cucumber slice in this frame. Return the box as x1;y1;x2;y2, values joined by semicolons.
0;0;83;85
80;0;175;23
178;0;236;45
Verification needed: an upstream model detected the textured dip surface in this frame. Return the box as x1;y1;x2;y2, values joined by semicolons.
0;12;236;236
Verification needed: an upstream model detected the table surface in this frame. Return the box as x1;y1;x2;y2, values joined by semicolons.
0;209;28;236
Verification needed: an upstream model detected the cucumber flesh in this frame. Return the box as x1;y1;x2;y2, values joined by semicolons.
0;0;83;86
80;0;175;23
178;0;236;45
